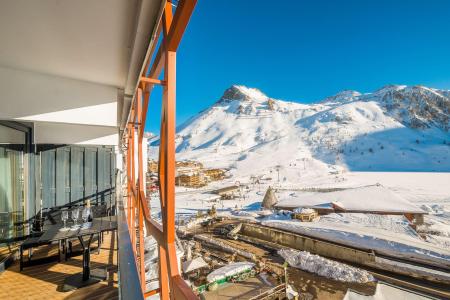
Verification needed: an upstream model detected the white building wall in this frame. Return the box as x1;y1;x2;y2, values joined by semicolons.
0;65;120;145
0;124;25;143
34;122;118;145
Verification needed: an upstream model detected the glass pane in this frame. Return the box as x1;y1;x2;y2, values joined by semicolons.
0;124;25;243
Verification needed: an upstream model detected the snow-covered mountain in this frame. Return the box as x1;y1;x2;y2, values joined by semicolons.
150;84;450;176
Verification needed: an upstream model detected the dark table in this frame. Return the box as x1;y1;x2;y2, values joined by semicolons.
38;216;117;291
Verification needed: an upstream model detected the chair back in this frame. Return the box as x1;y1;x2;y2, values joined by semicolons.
91;204;108;218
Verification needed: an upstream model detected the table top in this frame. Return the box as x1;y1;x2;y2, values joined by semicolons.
38;216;117;243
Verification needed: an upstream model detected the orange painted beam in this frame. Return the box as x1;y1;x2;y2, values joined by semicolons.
163;50;177;245
139;190;151;221
123;1;198;299
173;275;199;299
126;125;133;235
144;288;161;297
140;76;166;86
148;49;166;85
158;111;167;214
146;0;196;84
163;1;173;37
139;90;150;138
145;218;164;245
136;88;146;291
158;245;170;299
143;25;162;77
166;0;197;51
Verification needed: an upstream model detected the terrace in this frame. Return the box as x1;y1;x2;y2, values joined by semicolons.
0;232;117;300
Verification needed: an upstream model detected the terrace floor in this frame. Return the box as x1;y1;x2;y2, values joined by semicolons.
0;232;118;300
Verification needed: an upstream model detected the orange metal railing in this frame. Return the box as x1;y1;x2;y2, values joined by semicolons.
122;0;198;299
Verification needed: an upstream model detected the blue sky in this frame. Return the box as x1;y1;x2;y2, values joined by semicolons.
145;0;450;133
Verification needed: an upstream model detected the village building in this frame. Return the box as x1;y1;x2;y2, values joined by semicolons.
292;208;318;222
213;185;240;199
146;172;159;194
148;160;159;173
148;159;226;189
149;159;204;175
203;168;226;181
175;172;206;188
174;161;205;179
176;160;203;170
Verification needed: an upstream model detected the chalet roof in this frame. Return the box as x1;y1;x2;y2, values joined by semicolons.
213;185;239;194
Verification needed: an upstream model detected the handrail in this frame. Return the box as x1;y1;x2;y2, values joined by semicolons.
117;198;144;300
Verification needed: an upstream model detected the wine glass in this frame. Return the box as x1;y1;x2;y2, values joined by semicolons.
61;209;69;231
82;207;91;228
71;207;80;228
81;207;88;223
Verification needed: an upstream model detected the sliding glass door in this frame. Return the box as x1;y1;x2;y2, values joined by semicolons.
0;123;25;243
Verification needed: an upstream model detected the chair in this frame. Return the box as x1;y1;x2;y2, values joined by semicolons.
19;212;53;271
19;232;51;271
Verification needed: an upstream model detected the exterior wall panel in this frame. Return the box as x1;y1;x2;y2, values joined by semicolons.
70;146;84;204
41;149;56;208
55;147;70;206
84;147;98;205
39;146;115;209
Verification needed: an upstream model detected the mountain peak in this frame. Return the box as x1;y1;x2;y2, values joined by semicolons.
322;90;361;103
218;85;268;103
373;84;407;95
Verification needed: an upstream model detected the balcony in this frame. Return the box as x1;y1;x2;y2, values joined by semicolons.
0;0;197;299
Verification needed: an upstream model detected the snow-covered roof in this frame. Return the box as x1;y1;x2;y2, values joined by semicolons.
276;185;424;214
206;262;254;283
293;208;316;214
182;257;208;273
213;185;239;194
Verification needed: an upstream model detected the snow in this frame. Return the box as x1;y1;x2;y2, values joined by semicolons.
263;219;450;267
417;206;450;249
374;256;450;283
293;208;316;214
145;84;450;261
145;236;160;281
206;262;255;283
343;282;432;300
315;213;419;238
182;257;208;273
144;235;184;284
286;284;299;299
278;248;374;283
151;84;450;174
230;210;259;218
257;209;274;216
185;215;211;228
276;185;424;214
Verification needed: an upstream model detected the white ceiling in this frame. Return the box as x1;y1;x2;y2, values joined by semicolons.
0;0;161;89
